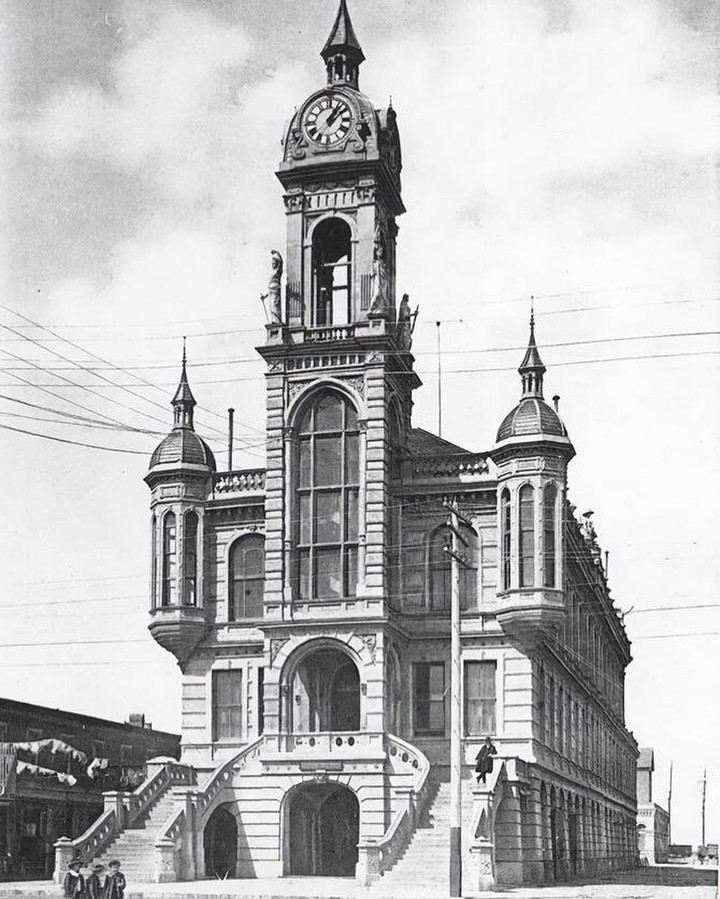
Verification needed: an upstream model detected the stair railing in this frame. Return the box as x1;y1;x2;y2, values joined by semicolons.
356;734;431;886
52;758;193;884
152;738;265;883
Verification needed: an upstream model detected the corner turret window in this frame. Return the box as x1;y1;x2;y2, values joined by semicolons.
518;485;535;588
312;218;352;326
543;484;557;587
501;489;511;589
296;390;359;600
151;516;157;608
229;535;265;620
183;511;198;606
161;512;177;607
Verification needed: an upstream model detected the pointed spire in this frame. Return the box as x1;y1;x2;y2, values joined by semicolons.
172;337;196;430
321;0;365;89
518;301;546;398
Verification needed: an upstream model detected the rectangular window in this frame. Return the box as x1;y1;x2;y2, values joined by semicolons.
120;744;132;765
414;662;445;735
92;740;106;758
258;667;265;737
26;728;43;743
464;661;497;736
212;669;243;741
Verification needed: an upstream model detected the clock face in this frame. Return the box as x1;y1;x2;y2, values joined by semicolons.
303;95;353;146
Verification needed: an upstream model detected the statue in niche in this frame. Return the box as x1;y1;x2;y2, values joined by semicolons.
264;249;283;323
396;293;413;350
369;221;389;316
580;510;597;546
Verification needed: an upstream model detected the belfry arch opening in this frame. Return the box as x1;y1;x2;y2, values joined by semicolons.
311;218;352;326
288;646;361;732
285;781;359;877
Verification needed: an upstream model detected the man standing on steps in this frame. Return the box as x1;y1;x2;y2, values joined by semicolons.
475;737;497;784
104;859;126;899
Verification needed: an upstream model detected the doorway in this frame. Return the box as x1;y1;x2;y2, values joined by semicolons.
286;782;359;876
204;805;237;879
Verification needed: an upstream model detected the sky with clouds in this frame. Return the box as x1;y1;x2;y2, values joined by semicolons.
0;0;718;844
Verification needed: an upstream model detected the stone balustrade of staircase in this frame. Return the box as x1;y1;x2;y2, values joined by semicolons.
356;733;431;886
53;757;194;884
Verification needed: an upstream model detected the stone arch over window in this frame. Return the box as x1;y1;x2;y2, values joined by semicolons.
279;637;363;733
311;217;352;326
228;534;265;621
161;510;177;607
294;389;359;601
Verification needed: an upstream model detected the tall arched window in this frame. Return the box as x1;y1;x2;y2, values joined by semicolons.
296;391;359;600
312;218;352;326
151;516;157;609
543;483;557;587
161;511;177;607
229;535;265;620
183;511;199;606
518;484;535;588
501;489;511;590
429;524;477;611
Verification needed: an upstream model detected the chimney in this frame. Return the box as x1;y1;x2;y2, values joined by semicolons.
552;394;560;413
128;713;146;729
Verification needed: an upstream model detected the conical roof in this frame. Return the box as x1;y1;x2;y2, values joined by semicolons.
321;0;365;62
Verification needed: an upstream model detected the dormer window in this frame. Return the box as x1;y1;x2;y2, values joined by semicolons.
312;218;352;326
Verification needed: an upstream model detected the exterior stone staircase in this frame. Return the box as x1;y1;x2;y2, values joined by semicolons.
92;791;177;882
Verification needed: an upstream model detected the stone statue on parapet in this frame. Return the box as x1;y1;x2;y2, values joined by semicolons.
261;249;284;323
397;293;412;349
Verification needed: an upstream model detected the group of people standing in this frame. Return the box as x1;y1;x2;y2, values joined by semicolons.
63;858;125;899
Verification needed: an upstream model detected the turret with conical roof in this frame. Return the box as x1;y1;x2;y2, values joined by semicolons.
145;347;214;667
322;0;365;88
490;314;575;649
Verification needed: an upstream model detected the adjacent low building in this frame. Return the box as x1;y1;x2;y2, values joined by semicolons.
636;748;670;864
0;698;179;878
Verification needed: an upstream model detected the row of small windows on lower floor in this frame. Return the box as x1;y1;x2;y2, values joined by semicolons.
208;660;497;741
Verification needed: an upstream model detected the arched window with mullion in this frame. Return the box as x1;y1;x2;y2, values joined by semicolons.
183;511;199;606
229;535;265;621
161;511;177;607
518;484;535;588
429;524;477;612
543;483;557;587
296;390;359;600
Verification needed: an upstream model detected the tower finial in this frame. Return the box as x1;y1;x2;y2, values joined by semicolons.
172;340;196;430
321;0;365;89
518;305;546;399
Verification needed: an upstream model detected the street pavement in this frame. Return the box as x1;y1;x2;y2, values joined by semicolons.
0;867;716;899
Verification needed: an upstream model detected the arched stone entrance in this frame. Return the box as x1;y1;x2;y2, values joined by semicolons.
204;805;237;879
285;782;359;877
290;647;360;732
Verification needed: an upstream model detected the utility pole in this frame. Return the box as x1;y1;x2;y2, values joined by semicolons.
701;767;707;848
443;500;475;897
436;320;443;438
668;761;673;846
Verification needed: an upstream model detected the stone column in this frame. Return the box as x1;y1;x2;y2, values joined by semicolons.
356;419;368;593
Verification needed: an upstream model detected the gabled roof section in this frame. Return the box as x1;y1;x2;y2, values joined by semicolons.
408;427;472;456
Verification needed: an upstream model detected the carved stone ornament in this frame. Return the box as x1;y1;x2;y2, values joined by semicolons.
283;193;305;212
282;425;296;440
287;127;308;161
356;185;376;204
270;638;289;667
339;375;365;398
288;380;312;403
267;360;284;373
361;634;378;665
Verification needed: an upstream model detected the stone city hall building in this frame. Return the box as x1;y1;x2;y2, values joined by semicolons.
56;2;638;890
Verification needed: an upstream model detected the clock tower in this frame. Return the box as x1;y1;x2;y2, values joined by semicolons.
275;0;404;328
257;0;417;738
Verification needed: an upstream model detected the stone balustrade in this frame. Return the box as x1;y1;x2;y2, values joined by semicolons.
412;452;490;480
266;731;384;757
213;469;266;496
305;324;356;342
53;810;120;883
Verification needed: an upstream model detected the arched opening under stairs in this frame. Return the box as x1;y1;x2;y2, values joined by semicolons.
285;781;359;877
291;647;360;732
203;805;238;879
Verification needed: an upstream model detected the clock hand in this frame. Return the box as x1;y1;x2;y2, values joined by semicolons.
326;106;342;128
